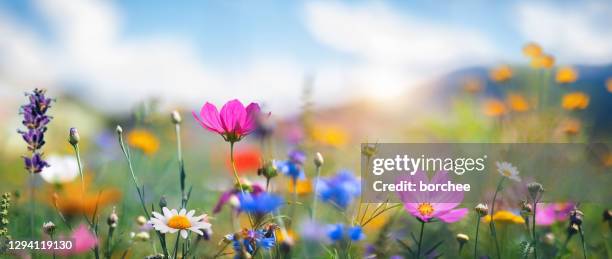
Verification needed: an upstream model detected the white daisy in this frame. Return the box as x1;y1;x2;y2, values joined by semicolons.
40;155;79;184
149;207;211;239
495;161;521;182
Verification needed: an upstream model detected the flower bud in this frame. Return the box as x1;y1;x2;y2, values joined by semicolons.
569;209;584;226
116;125;123;134
171;110;182;124
603;209;611;222
527;182;544;201
68;127;80;146
134;231;150;241
542;232;555;245
42;221;56;235
158;195;167;209
314;152;324;167
361;144;377;158
257;161;278;179
474;203;489;217
456;233;469;244
107;207;118;228
136;215;147;226
520;201;533;217
567;223;579;236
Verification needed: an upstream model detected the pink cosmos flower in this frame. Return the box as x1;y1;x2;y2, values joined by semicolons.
193;99;264;142
53;224;98;256
535;202;574;226
397;171;468;223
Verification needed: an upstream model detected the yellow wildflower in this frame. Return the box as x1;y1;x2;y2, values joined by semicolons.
559;118;581;136
561;92;589;110
606;78;612;93
555;67;579;84
312;126;348;147
288;179;313;195
482;99;507;117
489;65;513;83
531;54;555;69
506;93;529;112
522;42;543;58
483;210;525;224
127;129;160;155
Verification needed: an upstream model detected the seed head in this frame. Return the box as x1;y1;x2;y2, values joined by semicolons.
42;221;56;235
171;110;182;124
115;125;123;134
159;195;167;209
527;182;544;201
107;207;118;228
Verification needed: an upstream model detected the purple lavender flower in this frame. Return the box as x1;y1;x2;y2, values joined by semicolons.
18;89;52;174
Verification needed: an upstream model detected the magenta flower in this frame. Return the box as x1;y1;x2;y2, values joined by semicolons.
397;171;468;223
535;202;574;226
193;99;265;142
53;224;98;256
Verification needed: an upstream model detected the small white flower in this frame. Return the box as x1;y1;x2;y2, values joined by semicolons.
40;155;79;183
149;207;211;239
496;161;521;182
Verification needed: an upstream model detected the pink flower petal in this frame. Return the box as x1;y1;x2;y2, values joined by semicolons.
71;224;98;253
193;103;224;133
219;99;246;134
240;102;262;135
436;208;468;223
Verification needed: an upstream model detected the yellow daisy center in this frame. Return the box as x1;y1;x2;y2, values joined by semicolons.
417;203;435;217
502;170;512;177
167;215;192;229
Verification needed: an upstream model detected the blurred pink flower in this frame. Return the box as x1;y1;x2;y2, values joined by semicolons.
397;171;468;223
535;202;574;226
193;99;265;142
71;224;98;253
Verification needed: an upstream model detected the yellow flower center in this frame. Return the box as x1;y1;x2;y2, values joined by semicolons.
502;170;512;177
417;203;435;217
167;215;191;229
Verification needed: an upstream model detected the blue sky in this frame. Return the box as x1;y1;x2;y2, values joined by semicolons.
0;0;611;114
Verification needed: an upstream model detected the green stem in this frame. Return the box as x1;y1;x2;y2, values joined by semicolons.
532;200;538;259
29;172;34;240
417;220;425;259
579;226;587;259
172;234;180;259
490;177;504;259
311;165;322;220
73;144;85;196
105;226;114;259
175;123;187;208
474;215;481;259
230;142;244;193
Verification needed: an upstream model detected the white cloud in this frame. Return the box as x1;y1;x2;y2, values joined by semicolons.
0;0;316;115
304;1;498;98
516;1;612;65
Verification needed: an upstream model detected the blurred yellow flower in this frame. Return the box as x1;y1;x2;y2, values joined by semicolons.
561;92;590;110
603;153;612;168
531;54;555;69
489;65;513;83
462;77;483;93
483;210;525;224
482;99;507;117
559;118;581;136
555;67;579;84
606;78;612;93
522;42;543;58
312;126;348;147
127;129;160;155
506;93;529;112
276;229;296;244
288;179;313;195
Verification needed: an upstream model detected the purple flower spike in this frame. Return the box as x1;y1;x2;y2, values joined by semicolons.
19;88;52;174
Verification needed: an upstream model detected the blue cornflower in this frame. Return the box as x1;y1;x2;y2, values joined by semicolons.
317;170;361;209
326;224;365;242
276;160;305;181
239;192;284;214
227;228;277;258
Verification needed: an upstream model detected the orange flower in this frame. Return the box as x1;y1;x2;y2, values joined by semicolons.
555;67;579;84
489;65;513;83
483;99;507;117
531;54;555;69
127;129;160;155
288;179;313;195
522;42;543;58
506;93;529;112
462;77;483;93
483;210;525;224
49;175;121;218
606;78;612;93
561;92;589;110
312;126;349;147
559;118;581;136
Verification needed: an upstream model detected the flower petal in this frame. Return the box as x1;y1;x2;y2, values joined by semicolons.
219;99;246;134
437;208;468;223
